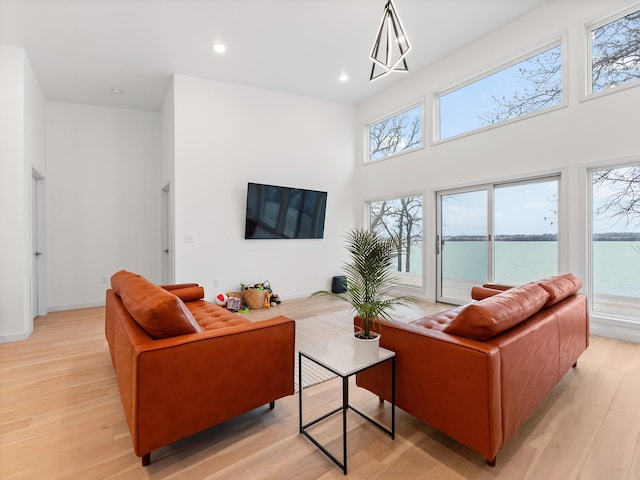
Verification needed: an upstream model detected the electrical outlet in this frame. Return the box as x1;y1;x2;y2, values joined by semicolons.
213;279;220;288
102;277;108;284
184;234;194;243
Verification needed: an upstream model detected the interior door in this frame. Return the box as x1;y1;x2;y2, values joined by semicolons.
161;184;172;284
31;175;39;318
31;172;46;319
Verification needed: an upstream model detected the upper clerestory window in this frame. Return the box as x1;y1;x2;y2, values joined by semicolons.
588;6;640;95
367;103;423;163
436;41;563;141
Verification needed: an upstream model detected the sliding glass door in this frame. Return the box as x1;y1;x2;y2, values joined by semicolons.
437;177;559;304
438;189;489;302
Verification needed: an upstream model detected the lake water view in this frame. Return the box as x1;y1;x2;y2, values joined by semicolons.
437;240;640;299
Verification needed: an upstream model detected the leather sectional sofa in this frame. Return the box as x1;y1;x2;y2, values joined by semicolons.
105;270;295;466
356;273;588;466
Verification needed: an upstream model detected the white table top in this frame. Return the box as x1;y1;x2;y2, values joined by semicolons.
298;334;395;377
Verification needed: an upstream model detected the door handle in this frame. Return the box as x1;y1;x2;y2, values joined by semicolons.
35;251;43;256
163;249;169;254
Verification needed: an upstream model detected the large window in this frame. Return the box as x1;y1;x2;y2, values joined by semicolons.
367;104;423;162
368;195;423;288
588;6;640;95
591;163;640;320
437;42;563;140
437;177;559;303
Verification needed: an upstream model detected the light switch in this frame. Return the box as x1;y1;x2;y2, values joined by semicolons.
184;234;194;243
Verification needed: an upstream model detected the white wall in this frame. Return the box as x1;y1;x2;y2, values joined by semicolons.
0;46;29;341
172;75;357;300
0;46;45;342
356;0;640;338
46;103;162;310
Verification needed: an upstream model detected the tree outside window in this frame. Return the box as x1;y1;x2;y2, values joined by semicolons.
438;43;562;139
369;195;423;286
591;164;640;320
368;104;422;162
591;8;640;93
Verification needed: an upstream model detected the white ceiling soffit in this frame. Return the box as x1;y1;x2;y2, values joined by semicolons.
0;0;550;110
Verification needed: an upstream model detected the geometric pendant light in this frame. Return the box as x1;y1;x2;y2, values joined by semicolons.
369;0;411;81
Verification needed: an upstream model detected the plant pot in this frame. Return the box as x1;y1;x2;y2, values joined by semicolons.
353;332;380;363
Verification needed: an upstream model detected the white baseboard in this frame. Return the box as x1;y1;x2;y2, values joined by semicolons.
0;327;33;344
47;301;105;312
590;315;640;344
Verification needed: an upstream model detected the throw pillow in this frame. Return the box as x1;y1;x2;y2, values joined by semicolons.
444;283;550;341
119;275;202;339
110;270;141;296
537;273;583;307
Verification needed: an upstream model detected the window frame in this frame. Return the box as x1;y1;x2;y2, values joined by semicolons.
583;4;640;100
587;157;640;323
364;100;425;164
433;34;568;144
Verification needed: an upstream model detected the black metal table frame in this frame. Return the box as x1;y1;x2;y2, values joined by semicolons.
298;351;395;475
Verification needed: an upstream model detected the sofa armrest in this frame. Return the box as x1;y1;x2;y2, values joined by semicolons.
471;286;504;300
127;316;295;456
159;282;200;291
482;283;512;291
356;318;502;463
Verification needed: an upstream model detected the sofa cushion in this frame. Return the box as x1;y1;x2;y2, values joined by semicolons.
537;273;583;307
444;283;550;341
187;300;250;330
413;305;464;331
167;286;205;302
118;275;203;339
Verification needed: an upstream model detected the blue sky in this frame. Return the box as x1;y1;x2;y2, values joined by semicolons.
442;181;558;237
442;177;640;236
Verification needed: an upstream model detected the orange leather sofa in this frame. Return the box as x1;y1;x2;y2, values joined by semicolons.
356;273;588;466
105;270;295;466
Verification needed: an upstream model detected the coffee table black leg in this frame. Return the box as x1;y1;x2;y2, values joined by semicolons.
391;356;395;439
342;375;348;475
298;352;303;433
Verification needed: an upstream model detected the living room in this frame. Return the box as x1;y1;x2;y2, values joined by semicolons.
1;0;640;478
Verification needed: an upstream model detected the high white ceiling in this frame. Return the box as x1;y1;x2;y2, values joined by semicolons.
0;0;550;110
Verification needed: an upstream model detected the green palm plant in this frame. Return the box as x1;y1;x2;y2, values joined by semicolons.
312;228;422;339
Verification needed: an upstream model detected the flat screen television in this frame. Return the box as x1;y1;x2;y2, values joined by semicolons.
244;182;327;239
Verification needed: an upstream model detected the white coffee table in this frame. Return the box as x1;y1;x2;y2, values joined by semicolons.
298;334;396;475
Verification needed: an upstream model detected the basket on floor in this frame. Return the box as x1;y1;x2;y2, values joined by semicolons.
244;288;267;309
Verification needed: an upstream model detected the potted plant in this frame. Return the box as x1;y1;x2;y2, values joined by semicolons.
312;228;422;362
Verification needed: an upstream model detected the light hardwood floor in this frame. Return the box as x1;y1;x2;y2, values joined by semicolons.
1;298;640;479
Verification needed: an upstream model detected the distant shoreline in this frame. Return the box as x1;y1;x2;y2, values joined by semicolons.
443;233;640;241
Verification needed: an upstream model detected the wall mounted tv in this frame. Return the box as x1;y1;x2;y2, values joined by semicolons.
244;182;327;239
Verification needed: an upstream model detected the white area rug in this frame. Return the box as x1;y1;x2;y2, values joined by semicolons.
293;304;431;391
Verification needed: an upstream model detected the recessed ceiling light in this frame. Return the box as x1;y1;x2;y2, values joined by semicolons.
339;74;349;82
110;88;124;95
212;43;226;54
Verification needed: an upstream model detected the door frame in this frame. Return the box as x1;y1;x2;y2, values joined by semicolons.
161;183;173;284
31;168;47;318
436;174;562;304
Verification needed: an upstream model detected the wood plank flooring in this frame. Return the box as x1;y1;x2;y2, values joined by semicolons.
1;298;640;479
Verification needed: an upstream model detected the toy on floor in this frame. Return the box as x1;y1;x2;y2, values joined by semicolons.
214;293;228;307
238;279;282;309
